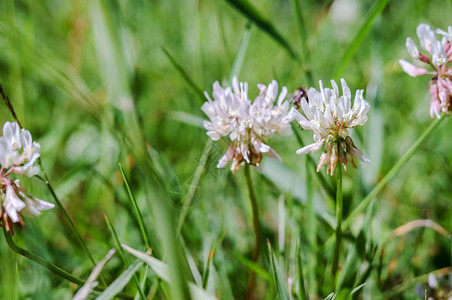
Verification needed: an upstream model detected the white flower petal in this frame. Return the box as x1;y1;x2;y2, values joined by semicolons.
296;141;324;155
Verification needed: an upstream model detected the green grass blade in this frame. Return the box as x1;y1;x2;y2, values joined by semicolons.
296;241;309;300
201;247;214;289
73;249;116;300
104;213;146;300
291;123;335;197
332;0;390;78
161;46;205;103
233;251;272;282
118;163;150;249
342;117;445;231
229;23;252;81
122;244;217;300
96;259;143;300
267;241;290;300
290;0;314;85
37;170;100;273
324;117;446;249
305;157;318;296
223;0;299;60
176;139;213;235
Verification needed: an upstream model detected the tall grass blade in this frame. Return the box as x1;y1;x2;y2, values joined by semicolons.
325;117;446;249
118;163;150;248
229;23;252;82
96;259;143;300
223;0;299;60
296;241;309;300
73;249;116;300
104;213;146;300
37;170;99;270
332;0;390;78
233;251;272;282
176;139;213;235
161;47;205;103
267;241;290;300
122;244;217;300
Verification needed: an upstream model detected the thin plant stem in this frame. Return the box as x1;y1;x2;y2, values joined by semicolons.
331;166;342;279
244;164;262;300
2;227;133;299
0;83;22;128
342;117;444;230
291;123;334;197
36;169;99;274
324;117;445;249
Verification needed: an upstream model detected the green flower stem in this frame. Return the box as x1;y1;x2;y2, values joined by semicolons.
36;170;97;266
2;227;133;299
244;164;262;300
324;117;445;249
343;117;445;230
291;123;335;198
331;166;343;279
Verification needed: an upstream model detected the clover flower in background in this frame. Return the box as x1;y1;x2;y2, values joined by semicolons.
202;77;294;172
295;79;371;176
399;24;452;118
0;121;54;234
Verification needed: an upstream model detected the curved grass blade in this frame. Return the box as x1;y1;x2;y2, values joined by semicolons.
122;244;217;300
119;163;150;249
96;259;144;300
332;0;390;78
36;170;101;280
223;0;299;60
161;47;205;103
73;249;116;300
229;23;252;82
3;228;133;299
176;139;213;235
267;241;290;300
233;251;272;283
324;117;446;249
104;213;146;300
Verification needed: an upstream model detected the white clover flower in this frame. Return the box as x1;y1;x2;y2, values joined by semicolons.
399;23;452;118
0;121;54;234
202;77;294;172
295;79;371;176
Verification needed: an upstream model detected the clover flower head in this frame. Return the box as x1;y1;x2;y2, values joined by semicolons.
399;23;452;118
295;79;371;176
202;77;294;172
0;121;54;234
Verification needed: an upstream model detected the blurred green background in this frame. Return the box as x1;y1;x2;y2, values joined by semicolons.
0;0;451;299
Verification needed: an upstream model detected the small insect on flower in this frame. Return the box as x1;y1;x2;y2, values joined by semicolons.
291;87;308;109
295;79;371;176
399;24;452;118
0;121;54;234
202;77;295;172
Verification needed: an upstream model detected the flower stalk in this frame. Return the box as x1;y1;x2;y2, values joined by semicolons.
244;164;262;299
331;166;343;279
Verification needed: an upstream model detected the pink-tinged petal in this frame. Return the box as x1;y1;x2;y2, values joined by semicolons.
266;148;282;162
406;37;419;58
253;140;270;153
398;60;428;77
296;141;324;155
349;146;371;163
316;153;328;172
217;147;234;168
